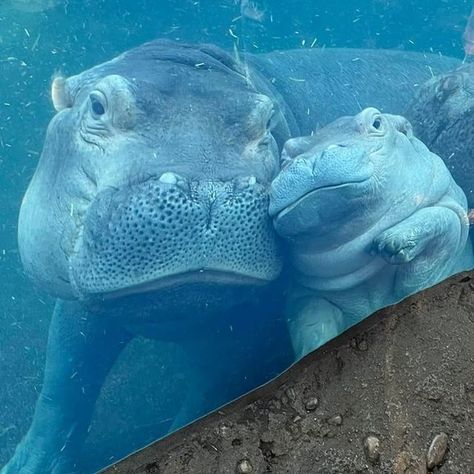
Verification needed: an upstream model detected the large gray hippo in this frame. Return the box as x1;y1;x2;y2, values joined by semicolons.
2;40;461;473
406;63;474;208
270;108;473;358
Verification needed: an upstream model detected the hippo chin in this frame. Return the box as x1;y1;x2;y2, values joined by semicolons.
406;63;474;208
3;39;463;473
270;108;474;359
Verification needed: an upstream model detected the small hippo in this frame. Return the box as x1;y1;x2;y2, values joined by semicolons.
270;108;474;358
406;63;474;208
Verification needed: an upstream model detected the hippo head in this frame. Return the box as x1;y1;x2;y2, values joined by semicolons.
406;63;474;206
19;40;287;304
269;107;457;246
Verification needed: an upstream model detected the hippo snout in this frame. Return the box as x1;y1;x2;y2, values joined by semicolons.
68;175;282;298
270;142;373;218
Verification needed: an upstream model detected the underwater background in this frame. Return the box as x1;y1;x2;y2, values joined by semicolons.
0;0;472;471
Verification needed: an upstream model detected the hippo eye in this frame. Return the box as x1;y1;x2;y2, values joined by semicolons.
89;92;107;118
367;114;385;135
372;118;382;130
266;108;279;130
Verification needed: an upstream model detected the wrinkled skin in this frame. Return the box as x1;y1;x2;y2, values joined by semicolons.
406;63;474;208
2;39;461;473
270;108;474;358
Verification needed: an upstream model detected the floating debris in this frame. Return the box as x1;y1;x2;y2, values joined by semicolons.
239;0;265;23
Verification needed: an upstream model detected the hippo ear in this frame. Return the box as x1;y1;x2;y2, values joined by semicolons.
51;76;72;112
386;114;414;138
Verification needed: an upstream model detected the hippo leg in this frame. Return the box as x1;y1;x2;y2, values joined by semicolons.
286;296;344;359
2;300;132;474
372;206;467;295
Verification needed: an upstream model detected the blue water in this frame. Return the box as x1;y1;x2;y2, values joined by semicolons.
0;1;472;472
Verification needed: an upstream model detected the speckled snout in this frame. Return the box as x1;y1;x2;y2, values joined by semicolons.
69;174;282;298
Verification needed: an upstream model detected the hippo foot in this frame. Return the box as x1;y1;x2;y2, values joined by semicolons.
371;231;418;264
1;438;79;474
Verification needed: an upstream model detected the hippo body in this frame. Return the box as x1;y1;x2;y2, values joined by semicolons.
2;41;461;473
270;108;474;358
405;63;474;208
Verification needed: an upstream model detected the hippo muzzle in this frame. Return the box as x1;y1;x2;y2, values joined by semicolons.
70;174;280;299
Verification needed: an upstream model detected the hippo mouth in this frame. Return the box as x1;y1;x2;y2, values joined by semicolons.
68;174;282;299
271;178;372;221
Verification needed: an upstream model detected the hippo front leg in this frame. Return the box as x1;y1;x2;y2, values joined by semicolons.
286;295;344;359
2;300;132;474
372;205;470;296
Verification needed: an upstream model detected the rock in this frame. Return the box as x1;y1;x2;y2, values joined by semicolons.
358;339;368;351
304;397;319;411
236;458;253;473
328;415;343;426
364;435;380;464
426;432;448;470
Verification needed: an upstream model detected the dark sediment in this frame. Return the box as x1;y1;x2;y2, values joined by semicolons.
105;272;474;474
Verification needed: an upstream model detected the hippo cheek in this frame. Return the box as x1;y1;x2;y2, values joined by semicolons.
68;177;282;299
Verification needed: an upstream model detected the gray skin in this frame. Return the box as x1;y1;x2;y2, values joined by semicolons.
270;108;474;359
2;40;461;473
406;63;474;208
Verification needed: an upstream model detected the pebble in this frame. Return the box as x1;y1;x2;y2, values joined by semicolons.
328;414;343;426
285;387;296;401
358;339;368;351
364;435;381;464
304;397;319;411
236;459;253;473
426;432;448;469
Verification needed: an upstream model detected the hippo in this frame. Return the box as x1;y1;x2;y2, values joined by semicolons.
270;108;474;358
2;40;462;473
406;63;474;208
